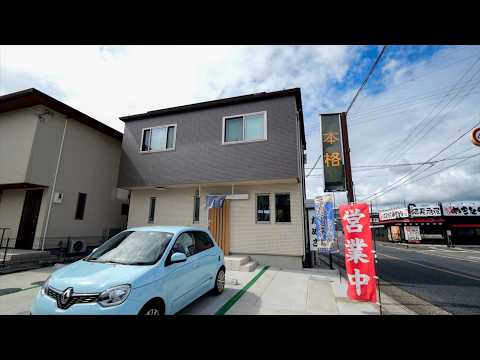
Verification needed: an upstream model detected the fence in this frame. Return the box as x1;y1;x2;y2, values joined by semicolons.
0;233;121;268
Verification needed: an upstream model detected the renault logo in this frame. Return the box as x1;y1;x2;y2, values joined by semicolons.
60;287;73;305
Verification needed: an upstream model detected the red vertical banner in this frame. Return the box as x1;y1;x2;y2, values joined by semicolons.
339;203;377;302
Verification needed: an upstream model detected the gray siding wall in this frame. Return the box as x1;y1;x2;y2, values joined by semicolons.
118;95;301;188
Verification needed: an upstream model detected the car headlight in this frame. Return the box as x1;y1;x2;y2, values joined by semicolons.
41;276;51;295
97;285;131;307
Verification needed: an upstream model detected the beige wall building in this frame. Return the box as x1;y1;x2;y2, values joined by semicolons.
0;89;128;251
119;89;308;269
127;181;305;268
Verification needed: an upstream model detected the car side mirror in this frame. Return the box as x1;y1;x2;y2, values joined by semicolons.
170;252;187;264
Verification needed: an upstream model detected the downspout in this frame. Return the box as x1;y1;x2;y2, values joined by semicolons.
41;117;68;251
296;110;308;267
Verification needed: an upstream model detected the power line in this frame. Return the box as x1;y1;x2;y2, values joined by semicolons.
305;153;322;178
346;46;388;114
360;112;480;202
351;154;480;169
348;79;480;121
306;80;480;134
305;153;478;170
348;47;478;115
360;152;480;201
380;54;480;164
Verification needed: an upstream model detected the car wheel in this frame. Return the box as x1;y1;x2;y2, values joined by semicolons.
139;301;165;315
212;268;225;295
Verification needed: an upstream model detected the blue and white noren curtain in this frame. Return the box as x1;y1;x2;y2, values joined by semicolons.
206;195;226;209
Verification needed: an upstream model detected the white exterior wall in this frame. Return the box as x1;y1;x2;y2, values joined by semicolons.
0;105;127;250
32;110;127;249
127;182;305;260
0;109;38;184
0;189;27;241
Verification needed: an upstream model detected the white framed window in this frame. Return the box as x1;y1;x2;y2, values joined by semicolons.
222;111;267;144
140;124;177;153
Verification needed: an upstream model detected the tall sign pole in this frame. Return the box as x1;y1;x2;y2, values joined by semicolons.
340;112;355;203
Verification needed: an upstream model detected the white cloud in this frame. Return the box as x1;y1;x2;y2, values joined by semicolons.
1;45;479;207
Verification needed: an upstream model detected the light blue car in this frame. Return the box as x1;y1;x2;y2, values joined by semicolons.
31;226;225;315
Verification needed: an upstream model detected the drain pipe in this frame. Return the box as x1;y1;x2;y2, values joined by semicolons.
41;117;68;251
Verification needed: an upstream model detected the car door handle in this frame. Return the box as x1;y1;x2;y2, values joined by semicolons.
193;262;199;268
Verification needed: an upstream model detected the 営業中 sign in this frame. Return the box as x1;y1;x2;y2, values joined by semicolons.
339;203;377;303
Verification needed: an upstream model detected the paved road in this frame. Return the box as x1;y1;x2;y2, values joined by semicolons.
334;240;480;315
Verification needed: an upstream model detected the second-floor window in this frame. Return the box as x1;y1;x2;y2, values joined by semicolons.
223;111;267;144
141;124;176;152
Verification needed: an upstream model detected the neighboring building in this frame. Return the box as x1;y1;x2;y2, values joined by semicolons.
441;201;480;245
0;88;129;251
378;204;445;244
377;201;480;245
118;88;307;269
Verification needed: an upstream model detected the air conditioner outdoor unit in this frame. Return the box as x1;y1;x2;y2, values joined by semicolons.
68;239;87;254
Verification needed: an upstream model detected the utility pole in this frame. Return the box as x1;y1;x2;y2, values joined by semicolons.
340;112;355;203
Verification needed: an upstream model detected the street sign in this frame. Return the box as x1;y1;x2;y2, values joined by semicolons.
471;128;480;146
320;113;346;192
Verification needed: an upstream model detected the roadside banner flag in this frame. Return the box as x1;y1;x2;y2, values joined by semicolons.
339;202;377;303
314;195;338;253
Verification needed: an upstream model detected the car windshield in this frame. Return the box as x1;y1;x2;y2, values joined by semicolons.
84;231;174;265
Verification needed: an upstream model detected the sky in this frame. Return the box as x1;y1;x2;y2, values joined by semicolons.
0;45;479;210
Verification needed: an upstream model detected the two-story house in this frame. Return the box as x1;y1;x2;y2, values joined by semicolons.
0;88;129;251
118;88;308;269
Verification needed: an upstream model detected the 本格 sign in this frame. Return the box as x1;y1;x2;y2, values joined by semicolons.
339;203;377;303
320;114;346;192
378;207;409;221
408;203;441;217
442;201;480;216
311;195;338;253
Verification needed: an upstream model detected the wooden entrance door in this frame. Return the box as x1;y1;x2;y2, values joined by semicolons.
15;189;44;250
208;200;230;255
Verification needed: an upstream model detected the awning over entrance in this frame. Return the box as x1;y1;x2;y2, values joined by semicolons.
0;182;47;191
